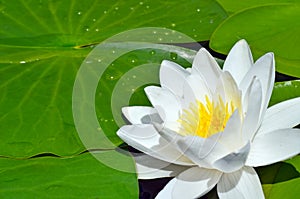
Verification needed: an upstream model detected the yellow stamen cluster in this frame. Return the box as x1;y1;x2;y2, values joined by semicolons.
178;95;235;138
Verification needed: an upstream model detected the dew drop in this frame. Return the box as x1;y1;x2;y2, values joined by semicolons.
153;31;157;34
132;75;137;79
130;7;134;10
146;5;150;9
98;59;102;62
95;28;99;32
158;38;162;41
170;52;177;60
149;50;156;55
131;88;136;92
103;10;107;14
196;8;201;12
112;50;116;54
110;76;114;80
139;1;144;5
20;61;26;64
92;18;96;22
171;23;176;27
77;11;82;15
128;55;138;63
210;19;214;24
115;7;119;10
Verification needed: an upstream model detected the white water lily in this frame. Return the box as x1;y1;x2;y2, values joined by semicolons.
117;40;300;199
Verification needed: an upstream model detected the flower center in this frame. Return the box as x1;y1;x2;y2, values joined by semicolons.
178;95;236;138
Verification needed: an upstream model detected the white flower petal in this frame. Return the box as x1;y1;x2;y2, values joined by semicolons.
154;122;184;144
240;53;275;120
213;72;226;101
117;124;194;165
182;74;211;108
219;71;242;107
191;48;221;91
255;53;275;117
223;39;253;85
122;106;158;124
134;154;190;179
175;135;207;166
210;110;250;173
242;77;263;141
176;133;233;169
144;86;181;122
257;97;300;135
156;167;222;199
217;110;244;150
217;166;264;199
213;141;250;173
160;60;189;97
246;128;300;167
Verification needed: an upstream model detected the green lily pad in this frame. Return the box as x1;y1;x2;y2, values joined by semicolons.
0;0;227;50
269;80;300;106
216;0;297;14
210;4;300;78
0;0;227;158
0;151;138;198
1;43;198;158
0;57;84;157
258;156;300;199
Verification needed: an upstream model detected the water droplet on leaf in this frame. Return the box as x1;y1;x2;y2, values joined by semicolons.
150;50;156;55
170;52;177;60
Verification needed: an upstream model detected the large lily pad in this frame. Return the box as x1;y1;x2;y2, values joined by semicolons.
0;151;138;198
210;4;300;77
216;0;297;14
0;0;227;50
0;0;227;157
